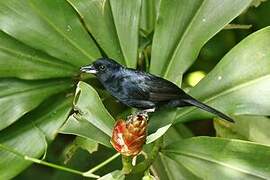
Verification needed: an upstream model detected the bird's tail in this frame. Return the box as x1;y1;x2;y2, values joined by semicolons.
181;95;234;123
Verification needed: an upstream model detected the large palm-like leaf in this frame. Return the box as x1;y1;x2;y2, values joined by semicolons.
175;27;270;122
1;0;269;179
163;137;270;179
150;0;252;85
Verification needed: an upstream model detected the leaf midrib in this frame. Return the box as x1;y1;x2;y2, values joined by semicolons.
108;0;129;67
163;1;205;78
164;151;267;179
0;46;75;71
0;80;70;98
176;74;270;119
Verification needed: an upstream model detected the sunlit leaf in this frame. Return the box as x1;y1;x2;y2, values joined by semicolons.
60;81;114;148
60;115;112;148
175;26;270;123
147;109;176;144
0;0;100;67
150;0;251;85
214;116;270;145
164;137;270;179
74;81;115;135
0;95;72;179
147;124;171;144
151;127;197;180
159;154;201;180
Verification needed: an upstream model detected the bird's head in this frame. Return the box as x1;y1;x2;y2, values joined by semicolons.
80;58;122;79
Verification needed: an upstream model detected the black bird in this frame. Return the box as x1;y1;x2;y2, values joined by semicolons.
80;58;234;122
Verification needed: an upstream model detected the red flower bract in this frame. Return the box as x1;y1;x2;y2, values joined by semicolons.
110;114;148;156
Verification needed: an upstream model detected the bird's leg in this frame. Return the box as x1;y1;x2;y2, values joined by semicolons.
137;108;155;115
127;108;154;123
135;108;155;119
127;114;134;123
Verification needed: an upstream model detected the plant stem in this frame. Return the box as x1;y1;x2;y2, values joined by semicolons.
144;49;150;72
83;153;120;175
132;137;163;174
122;155;133;174
24;156;85;176
0;144;99;178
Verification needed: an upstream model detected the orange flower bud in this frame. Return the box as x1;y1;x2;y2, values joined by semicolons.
110;114;148;156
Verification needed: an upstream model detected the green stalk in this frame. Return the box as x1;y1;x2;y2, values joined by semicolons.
24;156;86;177
144;49;150;72
0;144;99;179
122;155;133;174
83;153;120;175
132;137;163;174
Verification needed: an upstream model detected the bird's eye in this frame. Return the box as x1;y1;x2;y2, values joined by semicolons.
99;65;106;71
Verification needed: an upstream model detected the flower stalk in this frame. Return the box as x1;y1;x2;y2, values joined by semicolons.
121;155;133;174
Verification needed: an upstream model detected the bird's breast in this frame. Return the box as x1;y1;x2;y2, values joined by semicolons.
101;74;127;100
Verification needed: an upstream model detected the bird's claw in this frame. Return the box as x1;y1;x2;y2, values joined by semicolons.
126;108;155;123
136;108;155;116
135;108;155;119
135;110;148;117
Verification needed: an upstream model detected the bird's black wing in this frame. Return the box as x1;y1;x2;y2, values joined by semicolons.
118;70;150;100
144;75;185;102
122;69;186;102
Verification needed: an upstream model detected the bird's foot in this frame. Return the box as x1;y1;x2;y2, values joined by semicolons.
135;108;155;119
135;111;147;116
136;108;155;115
143;108;156;113
127;108;154;123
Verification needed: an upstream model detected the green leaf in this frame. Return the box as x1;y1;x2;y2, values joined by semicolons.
0;31;75;80
147;109;176;144
164;137;270;179
74;137;98;154
60;115;111;148
140;0;159;34
147;124;171;144
150;125;197;180
63;136;98;164
67;0;125;65
175;26;270;123
147;108;193;145
142;172;156;180
99;170;125;180
0;78;72;130
0;0;100;67
163;124;194;146
0;95;72;179
60;81;114;148
74;81;115;135
214;116;270;145
150;0;252;84
152;149;200;180
151;155;170;180
251;0;268;7
110;0;142;68
159;154;201;180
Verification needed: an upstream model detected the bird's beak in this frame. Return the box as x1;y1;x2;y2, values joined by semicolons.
80;65;98;74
